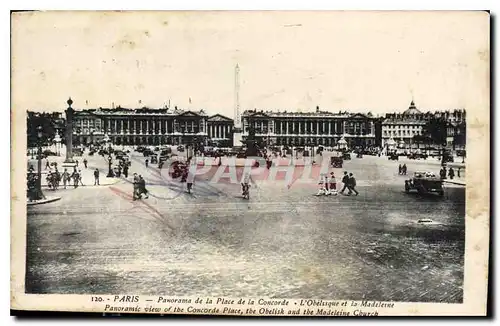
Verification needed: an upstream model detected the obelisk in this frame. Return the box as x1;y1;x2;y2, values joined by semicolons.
232;64;243;147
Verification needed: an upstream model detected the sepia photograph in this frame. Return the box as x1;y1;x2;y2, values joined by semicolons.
10;10;489;316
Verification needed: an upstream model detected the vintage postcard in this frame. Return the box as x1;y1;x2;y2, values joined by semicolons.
11;11;490;316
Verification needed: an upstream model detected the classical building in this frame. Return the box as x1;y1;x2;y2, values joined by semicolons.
241;106;377;147
381;101;428;148
206;114;234;147
72;106;209;146
382;102;466;149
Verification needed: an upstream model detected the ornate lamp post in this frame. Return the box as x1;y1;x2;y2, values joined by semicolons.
36;126;45;200
106;153;115;178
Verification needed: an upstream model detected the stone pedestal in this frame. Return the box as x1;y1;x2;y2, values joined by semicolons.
232;127;243;148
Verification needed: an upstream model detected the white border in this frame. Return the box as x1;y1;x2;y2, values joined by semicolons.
4;1;497;325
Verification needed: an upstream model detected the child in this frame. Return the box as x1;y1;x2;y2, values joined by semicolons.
329;172;338;196
316;173;327;196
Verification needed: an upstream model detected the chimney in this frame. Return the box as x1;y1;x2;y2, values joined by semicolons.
316;106;320;113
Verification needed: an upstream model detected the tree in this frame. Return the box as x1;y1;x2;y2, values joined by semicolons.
27;112;57;147
422;117;448;146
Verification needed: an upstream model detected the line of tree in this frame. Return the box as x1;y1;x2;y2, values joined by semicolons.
27;112;66;147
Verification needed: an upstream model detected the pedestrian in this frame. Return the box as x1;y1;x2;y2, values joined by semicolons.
457;168;461;178
402;164;407;175
94;168;100;185
75;159;79;167
398;164;402;175
348;173;359;196
83;158;88;168
71;170;79;188
62;168;70;189
340;171;350;194
138;175;149;199
186;167;195;194
45;159;50;170
123;165;129;178
316;173;327;196
322;173;329;195
54;169;61;190
145;159;149;168
329;172;338;195
448;167;455;180
440;167;447;179
78;170;84;186
132;173;140;200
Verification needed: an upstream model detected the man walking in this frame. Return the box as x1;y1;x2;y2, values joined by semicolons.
348;173;359;196
340;171;350;194
83;158;88;168
78;170;84;186
94;168;100;185
132;173;140;200
62;168;70;189
138;175;149;199
71;170;79;188
448;167;455;180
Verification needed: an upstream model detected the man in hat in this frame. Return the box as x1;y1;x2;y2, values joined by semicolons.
340;171;350;195
348;173;359;196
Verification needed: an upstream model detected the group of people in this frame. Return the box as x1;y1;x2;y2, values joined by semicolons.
398;164;408;175
132;173;149;200
440;166;457;180
29;165;85;190
316;171;359;196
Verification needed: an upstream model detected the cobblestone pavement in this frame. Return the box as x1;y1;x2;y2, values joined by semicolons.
25;151;465;302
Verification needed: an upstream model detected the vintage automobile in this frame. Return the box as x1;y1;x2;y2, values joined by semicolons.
388;153;399;160
356;152;363;158
330;156;343;168
143;148;154;157
404;171;444;196
150;154;159;164
408;152;428;160
342;152;351;160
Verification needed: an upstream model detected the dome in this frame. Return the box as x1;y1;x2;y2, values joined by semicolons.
403;100;422;115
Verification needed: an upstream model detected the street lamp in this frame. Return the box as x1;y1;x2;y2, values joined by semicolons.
36;125;45;200
106;153;115;178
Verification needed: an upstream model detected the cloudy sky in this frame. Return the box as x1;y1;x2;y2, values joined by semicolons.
12;11;489;116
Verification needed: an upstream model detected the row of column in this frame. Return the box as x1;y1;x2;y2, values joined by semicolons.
252;120;375;136
102;119;207;135
208;124;231;139
276;137;376;146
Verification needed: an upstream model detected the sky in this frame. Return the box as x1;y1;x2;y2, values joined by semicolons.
11;11;489;117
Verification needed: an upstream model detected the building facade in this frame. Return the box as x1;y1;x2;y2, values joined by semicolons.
241;106;377;147
381;102;466;149
381;101;428;148
72;106;209;146
206;114;234;147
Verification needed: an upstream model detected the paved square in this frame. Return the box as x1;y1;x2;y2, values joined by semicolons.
26;151;465;302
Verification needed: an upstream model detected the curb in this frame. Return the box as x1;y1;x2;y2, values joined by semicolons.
27;196;61;206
